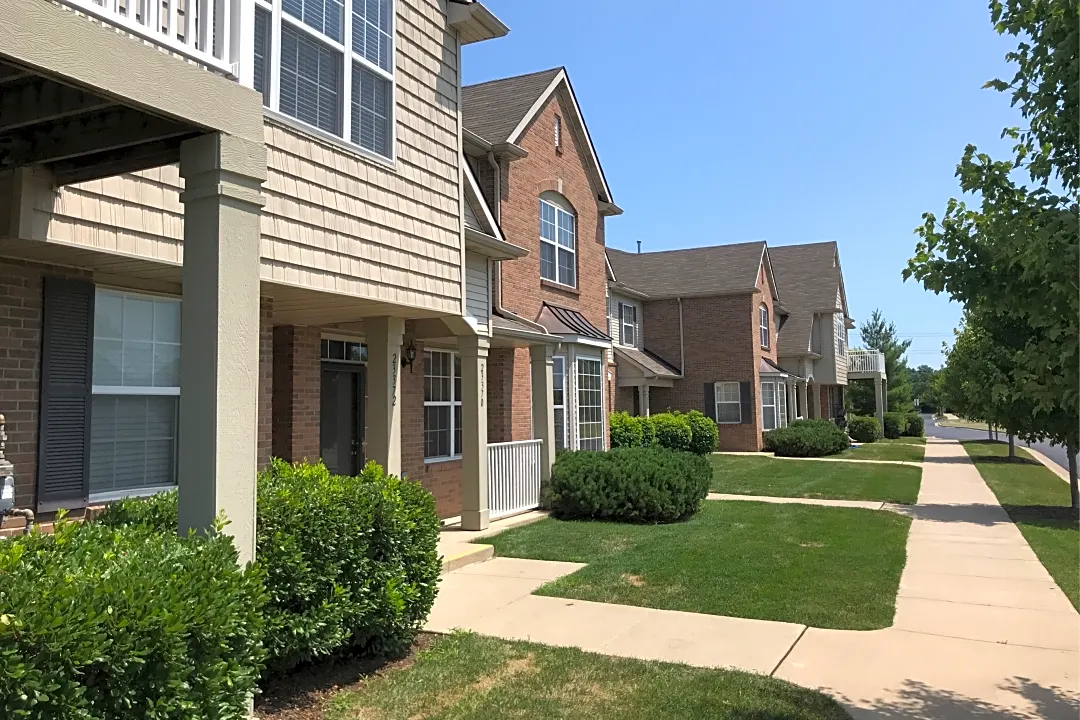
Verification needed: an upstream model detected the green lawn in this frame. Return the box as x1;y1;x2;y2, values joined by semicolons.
841;437;926;463
326;633;851;720
963;440;1079;611
484;501;911;630
710;454;922;504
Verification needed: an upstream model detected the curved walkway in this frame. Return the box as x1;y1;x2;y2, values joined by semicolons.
428;439;1080;718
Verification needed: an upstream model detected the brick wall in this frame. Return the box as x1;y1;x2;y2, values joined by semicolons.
487;346;532;443
271;325;321;462
258;296;273;468
615;385;634;413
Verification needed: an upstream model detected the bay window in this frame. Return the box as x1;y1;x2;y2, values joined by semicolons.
424;350;461;460
254;0;394;159
576;356;604;450
760;380;789;431
539;193;576;287
552;355;567;450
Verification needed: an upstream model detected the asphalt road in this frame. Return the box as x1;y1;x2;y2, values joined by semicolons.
922;413;1070;475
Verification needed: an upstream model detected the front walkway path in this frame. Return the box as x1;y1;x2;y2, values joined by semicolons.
707;492;890;511
429;439;1079;718
713;451;921;467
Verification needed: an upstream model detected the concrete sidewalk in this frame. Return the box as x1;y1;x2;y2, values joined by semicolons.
707;492;889;511
714;451;921;467
429;439;1080;718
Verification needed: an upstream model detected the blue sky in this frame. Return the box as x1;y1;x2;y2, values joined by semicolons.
462;1;1023;368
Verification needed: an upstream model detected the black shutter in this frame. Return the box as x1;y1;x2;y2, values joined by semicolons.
703;383;716;421
37;278;94;512
739;381;752;425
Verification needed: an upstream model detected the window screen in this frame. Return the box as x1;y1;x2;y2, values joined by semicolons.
279;23;343;136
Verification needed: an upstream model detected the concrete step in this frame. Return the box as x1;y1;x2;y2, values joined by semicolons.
441;542;494;573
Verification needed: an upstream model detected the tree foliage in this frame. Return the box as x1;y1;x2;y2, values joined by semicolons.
849;310;914;415
905;0;1079;506
909;364;941;412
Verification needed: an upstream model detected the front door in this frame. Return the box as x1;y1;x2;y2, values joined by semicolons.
320;364;366;476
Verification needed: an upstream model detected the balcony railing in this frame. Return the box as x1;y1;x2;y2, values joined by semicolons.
488;439;542;520
848;349;886;377
58;0;237;75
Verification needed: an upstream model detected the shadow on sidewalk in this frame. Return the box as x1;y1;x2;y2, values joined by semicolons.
891;503;1013;527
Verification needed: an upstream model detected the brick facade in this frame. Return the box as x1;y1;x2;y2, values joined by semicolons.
258;296;274;468
271;325;321;463
487;346;532;443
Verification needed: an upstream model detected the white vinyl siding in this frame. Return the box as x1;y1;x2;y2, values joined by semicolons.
464;252;490;333
539;194;576;287
424;350;461;460
90;290;180;499
552;355;567;450
715;381;741;424
576;356;604;450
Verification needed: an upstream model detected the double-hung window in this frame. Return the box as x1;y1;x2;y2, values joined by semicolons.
835;314;846;356
539;193;576;287
424;350;461;460
760;380;778;431
552;355;567;450
619;303;637;346
253;0;394;159
714;381;741;424
759;305;770;348
576;357;604;450
90;290;181;500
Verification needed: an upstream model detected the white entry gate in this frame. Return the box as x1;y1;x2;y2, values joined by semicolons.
487;439;542;519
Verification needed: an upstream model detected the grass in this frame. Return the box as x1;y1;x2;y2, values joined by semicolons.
325;632;852;720
710;454;922;504
962;440;1079;611
841;436;926;463
484;501;911;630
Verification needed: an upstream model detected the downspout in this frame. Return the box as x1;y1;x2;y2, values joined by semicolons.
677;296;686;375
488;151;546;333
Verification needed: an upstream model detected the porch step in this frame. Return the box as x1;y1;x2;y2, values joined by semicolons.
441;543;494;574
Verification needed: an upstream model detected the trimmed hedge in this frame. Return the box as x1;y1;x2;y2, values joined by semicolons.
610;411;716;455
883;412;906;439
684;410;719;455
762;419;850;457
97;459;440;675
650;412;693;452
549;446;710;523
902;412;925;437
0;520;266;719
610;411;645;449
848;415;880;443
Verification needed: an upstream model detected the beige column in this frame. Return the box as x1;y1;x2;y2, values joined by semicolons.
176;132;266;566
637;384;651;417
366;316;405;476
798;380;809;420
460;335;490;531
874;376;885;438
812;382;821;419
530;344;556;488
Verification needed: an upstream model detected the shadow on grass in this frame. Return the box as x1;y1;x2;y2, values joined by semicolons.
1002;504;1080;530
834;676;1080;719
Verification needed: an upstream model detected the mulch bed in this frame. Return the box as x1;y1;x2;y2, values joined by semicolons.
255;634;438;720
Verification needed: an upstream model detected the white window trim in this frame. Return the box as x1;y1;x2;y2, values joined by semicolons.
759;304;770;349
254;0;397;164
835;314;846;356
619;302;637;347
760;380;780;431
777;383;789;429
714;381;741;424
552;355;567;450
424;349;461;462
539;197;577;288
574;353;605;451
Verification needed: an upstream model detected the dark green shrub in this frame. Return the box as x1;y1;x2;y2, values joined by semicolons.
847;415;880;443
684;409;719;455
640;415;657;447
0;519;266;719
650;412;693;452
883;412;906;439
97;459;440;675
609;411;644;448
549;447;710;523
763;419;850;457
903;413;925;437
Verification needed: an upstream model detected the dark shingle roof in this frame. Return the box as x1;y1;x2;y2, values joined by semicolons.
462;68;563;144
614;346;681;378
606;242;766;299
769;242;844;356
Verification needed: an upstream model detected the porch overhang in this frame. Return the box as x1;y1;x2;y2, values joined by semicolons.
613;345;681;384
465;227;526;260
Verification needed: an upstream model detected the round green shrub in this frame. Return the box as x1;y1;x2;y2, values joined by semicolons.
903;412;925;437
609;411;644;448
0;519;266;719
883;412;906;439
684;409;719;455
549;446;711;523
763;419;850;457
96;459;440;676
640;415;657;446
650;412;693;452
847;415;880;443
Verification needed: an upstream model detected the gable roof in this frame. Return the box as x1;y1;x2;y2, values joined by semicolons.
606;242;773;300
462;67;617;210
769;242;846;356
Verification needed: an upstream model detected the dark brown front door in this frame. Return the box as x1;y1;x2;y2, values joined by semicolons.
320;364;365;476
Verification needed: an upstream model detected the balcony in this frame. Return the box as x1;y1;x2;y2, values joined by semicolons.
848;349;886;379
57;0;239;75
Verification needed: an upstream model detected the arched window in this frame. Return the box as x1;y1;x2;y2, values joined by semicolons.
759;304;770;348
539;191;576;287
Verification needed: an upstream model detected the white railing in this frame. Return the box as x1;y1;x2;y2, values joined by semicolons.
58;0;237;76
848;349;886;377
488;439;542;520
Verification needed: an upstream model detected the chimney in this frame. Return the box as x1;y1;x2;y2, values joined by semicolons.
636;240;641;254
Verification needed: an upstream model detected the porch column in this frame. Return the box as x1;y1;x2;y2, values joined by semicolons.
460;335;490;530
637;385;651;417
785;379;795;423
366;316;405;476
176;132;265;566
798;381;808;420
874;376;885;438
530;344;556;489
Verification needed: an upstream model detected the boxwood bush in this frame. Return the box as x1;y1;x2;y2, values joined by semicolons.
97;459;440;675
883;412;906;439
0;520;266;719
847;415;880;443
549;446;710;523
684;410;719;455
609;410;716;455
609;411;644;448
650;412;693;452
902;412;925;437
762;419;850;457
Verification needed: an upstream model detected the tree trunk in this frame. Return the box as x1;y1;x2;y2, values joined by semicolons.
1008;433;1015;458
1068;444;1079;512
988;423;994;441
